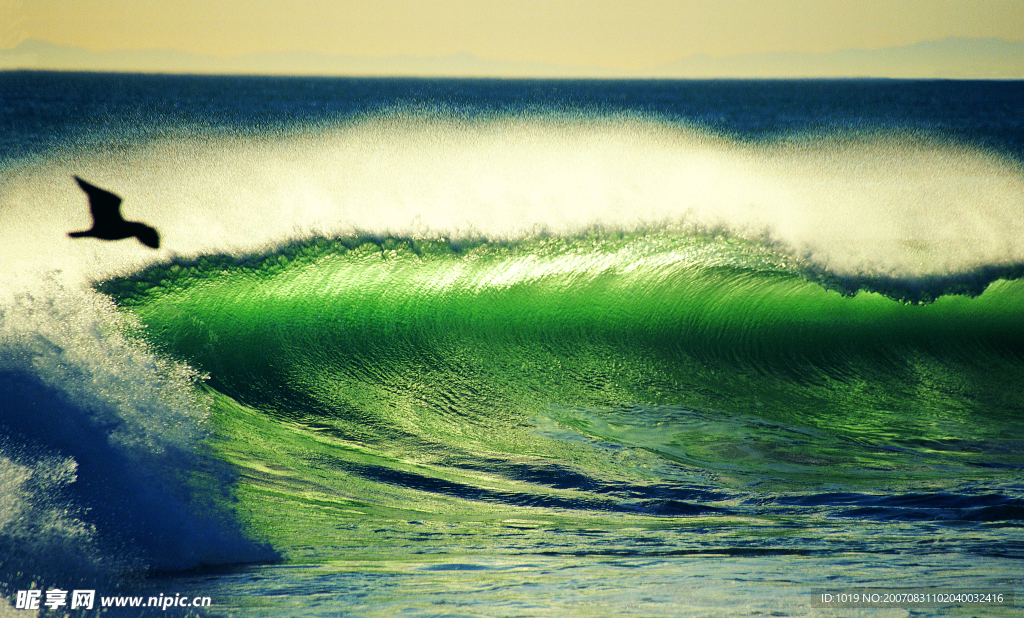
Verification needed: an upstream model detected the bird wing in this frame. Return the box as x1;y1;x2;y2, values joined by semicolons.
74;176;125;224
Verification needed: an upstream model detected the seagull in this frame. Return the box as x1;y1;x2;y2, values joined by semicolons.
69;176;160;249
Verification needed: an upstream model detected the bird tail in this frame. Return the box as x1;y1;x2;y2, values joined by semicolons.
135;225;160;249
68;231;90;238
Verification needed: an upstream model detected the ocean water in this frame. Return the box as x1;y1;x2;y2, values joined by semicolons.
1;73;1023;616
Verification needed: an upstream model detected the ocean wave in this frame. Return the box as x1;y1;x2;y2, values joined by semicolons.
4;73;1023;615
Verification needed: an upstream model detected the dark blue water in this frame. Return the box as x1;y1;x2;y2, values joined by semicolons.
5;72;1024;165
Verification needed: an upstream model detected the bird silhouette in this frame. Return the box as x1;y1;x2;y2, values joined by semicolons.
69;176;160;249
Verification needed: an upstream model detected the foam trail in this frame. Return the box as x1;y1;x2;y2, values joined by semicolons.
2;114;1023;287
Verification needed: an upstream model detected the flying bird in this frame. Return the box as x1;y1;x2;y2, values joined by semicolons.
69;176;160;249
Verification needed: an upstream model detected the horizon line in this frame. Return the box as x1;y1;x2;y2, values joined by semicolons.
2;37;1023;80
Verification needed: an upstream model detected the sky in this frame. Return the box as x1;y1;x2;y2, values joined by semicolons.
3;0;1024;76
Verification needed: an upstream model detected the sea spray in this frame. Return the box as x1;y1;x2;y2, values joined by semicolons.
4;106;1024;287
0;276;277;596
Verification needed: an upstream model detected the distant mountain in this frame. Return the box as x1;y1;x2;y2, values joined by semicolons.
651;38;1024;79
1;38;1022;79
0;39;590;78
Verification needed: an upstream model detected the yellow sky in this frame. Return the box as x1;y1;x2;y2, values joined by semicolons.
6;0;1024;73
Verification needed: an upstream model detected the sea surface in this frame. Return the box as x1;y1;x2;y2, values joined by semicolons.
1;73;1023;616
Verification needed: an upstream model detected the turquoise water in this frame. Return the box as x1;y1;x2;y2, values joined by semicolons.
2;75;1023;616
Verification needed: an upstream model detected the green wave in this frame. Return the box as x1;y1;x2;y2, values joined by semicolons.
97;232;1024;450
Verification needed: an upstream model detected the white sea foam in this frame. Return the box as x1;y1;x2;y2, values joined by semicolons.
0;277;276;590
1;113;1022;284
